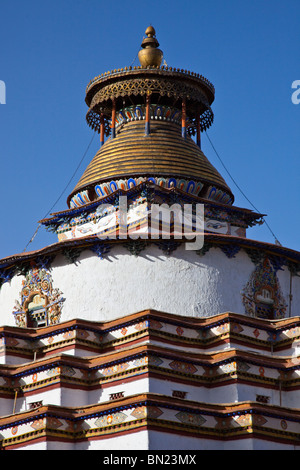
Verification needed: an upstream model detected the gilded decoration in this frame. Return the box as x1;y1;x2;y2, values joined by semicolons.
12;263;64;328
138;26;163;68
86;76;213;134
89;76;211;109
242;258;287;320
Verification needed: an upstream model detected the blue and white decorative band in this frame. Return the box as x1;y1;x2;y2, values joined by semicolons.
114;104;191;129
94;176;204;199
69;179;233;209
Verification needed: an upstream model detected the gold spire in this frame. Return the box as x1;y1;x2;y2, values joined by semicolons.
138;25;163;67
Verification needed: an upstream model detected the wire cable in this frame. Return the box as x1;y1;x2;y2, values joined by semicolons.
205;131;281;244
22;132;96;252
130;50;139;67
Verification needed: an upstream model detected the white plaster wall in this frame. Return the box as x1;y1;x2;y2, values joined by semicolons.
13;430;299;450
3;375;300;418
76;429;150;450
89;377;149;404
148;377;239;404
277;266;300;317
14;441;49;450
50;244;298;323
148;376;300;408
0;397;14;418
148;430;231;450
18;388;62;414
0;243;298;326
148;431;297;451
19;440;75;450
3;387;89;416
48;245;256;323
0;274;24;327
3;375;300;417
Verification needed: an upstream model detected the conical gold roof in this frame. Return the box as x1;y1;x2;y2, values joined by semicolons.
68;120;233;205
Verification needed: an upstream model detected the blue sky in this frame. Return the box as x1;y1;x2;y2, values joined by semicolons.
0;0;299;259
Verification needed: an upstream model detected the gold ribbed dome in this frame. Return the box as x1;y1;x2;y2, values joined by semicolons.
67;26;234;208
68;120;233;205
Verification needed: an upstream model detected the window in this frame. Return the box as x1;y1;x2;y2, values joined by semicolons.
255;287;274;319
26;294;47;328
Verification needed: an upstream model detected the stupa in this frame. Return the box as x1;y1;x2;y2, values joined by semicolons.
0;27;299;451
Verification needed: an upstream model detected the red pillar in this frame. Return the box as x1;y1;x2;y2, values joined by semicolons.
145;92;151;135
111;99;116;139
100;114;105;147
182;98;186;139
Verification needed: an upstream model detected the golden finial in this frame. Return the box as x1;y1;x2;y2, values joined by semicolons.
138;26;163;67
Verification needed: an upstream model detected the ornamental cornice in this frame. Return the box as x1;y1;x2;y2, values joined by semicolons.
84;67;216;136
88;76;212;110
0;235;299;283
85;66;215;105
2;322;300;382
1;393;300;450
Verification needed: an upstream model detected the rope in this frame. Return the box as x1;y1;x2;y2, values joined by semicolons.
22;132;96;252
130;50;139;67
205;131;281;245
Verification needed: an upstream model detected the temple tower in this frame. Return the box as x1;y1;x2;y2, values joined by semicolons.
0;27;299;451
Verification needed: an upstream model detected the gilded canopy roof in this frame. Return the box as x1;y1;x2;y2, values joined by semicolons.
68;120;233;205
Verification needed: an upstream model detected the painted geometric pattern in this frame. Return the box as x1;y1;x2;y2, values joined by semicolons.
130;405;164;420
31;418;46;430
149;319;163;330
61;366;77;377
132;356;164;368
100;362;129;377
75;329;90;340
233;414;252;427
94;412;127;428
132;356;149;367
215;416;235;429
47;417;64;429
236;361;251;373
221;362;237;374
175;411;206;427
134;319;163;331
148;356;164;367
46;367;61;377
131;406;147;420
2;399;300;447
169;360;197;374
2;311;294;360
252;415;268;426
220;361;250;374
99;355;164;379
148;406;164;419
230;323;244;334
134;320;150;331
